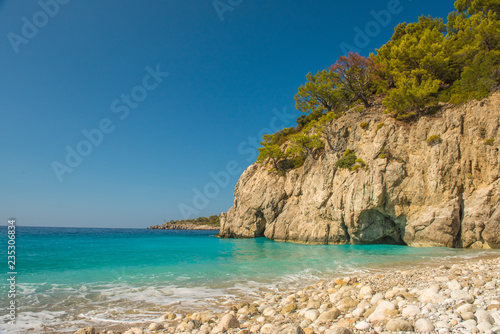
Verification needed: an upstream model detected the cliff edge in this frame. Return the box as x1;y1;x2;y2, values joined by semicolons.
218;94;500;248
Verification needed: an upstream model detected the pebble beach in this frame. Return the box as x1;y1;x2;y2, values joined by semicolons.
74;255;500;334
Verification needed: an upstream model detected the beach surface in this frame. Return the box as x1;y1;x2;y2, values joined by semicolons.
73;255;500;334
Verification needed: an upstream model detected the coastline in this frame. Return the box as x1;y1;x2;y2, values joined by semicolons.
148;224;220;231
73;253;500;334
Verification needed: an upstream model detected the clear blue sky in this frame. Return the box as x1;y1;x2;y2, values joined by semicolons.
0;0;453;228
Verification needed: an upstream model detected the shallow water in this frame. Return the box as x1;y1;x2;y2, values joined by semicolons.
0;226;498;333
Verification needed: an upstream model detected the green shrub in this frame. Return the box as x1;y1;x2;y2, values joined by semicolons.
336;149;357;170
355;158;366;166
360;122;369;130
379;153;387;159
427;135;442;146
484;139;495;146
396;112;417;120
352;165;360;171
375;123;384;134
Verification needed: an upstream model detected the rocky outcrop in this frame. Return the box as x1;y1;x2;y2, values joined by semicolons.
218;93;500;248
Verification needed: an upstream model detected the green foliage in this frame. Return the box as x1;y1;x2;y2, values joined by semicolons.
257;135;285;171
375;123;385;133
352;165;360;171
287;132;325;160
383;73;441;113
427;134;443;145
449;50;500;104
330;53;377;108
355;158;366;166
296;109;324;129
376;4;500;115
336;149;357;170
295;70;347;115
253;0;500;174
485;138;495;145
160;215;220;228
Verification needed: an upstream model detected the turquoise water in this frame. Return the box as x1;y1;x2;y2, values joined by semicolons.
0;226;498;333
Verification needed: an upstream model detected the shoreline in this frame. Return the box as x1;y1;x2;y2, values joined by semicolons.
148;224;220;231
71;253;500;334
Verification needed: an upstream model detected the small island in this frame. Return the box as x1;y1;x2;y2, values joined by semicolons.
149;215;220;230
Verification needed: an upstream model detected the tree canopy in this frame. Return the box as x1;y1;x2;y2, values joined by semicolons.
256;0;500;173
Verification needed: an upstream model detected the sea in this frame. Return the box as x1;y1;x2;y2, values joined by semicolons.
0;226;499;333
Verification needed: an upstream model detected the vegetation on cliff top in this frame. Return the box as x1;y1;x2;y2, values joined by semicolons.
150;215;220;229
257;0;500;174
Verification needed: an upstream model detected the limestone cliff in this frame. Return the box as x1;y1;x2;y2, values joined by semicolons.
218;93;500;248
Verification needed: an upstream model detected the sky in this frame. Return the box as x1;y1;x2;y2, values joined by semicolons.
0;0;453;228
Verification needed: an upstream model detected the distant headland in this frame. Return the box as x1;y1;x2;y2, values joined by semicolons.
148;215;220;230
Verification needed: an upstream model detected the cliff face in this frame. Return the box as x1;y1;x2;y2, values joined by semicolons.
218;93;500;248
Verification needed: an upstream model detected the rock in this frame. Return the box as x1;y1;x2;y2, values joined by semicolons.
419;286;444;303
307;301;321;309
219;314;240;331
456;303;475;314
160;311;176;321
263;307;277;317
490;310;500;325
75;328;95;334
451;290;474;303
434;321;449;329
281;303;297;314
303;329;314;334
487;304;500;311
250;325;261;333
304;309;320;321
355;321;371;330
359;286;374;299
148;322;163;331
368;300;395;322
370;293;384;306
446;280;462;291
199;324;211;334
385;318;414;332
337;297;358;312
401;305;420;318
260;324;277;334
316;308;341;322
124;329;143;334
475;309;494;324
324;327;352;334
256;316;266;323
477;321;493;332
217;92;500;249
460;319;478;332
352;307;365;317
278;325;305;334
414;318;435;332
461;311;475;320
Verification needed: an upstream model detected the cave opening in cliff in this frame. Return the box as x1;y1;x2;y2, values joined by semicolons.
356;209;407;246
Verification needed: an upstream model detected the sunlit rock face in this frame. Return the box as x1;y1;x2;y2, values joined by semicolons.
219;93;500;249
